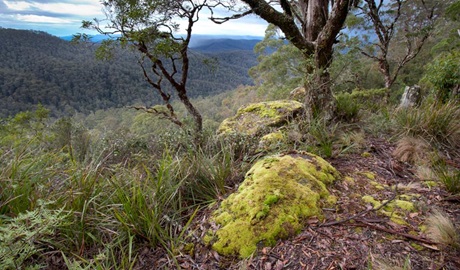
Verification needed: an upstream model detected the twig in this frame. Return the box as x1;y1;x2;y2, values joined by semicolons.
319;187;398;227
351;219;437;246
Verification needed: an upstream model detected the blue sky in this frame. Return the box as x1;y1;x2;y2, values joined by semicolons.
0;0;267;37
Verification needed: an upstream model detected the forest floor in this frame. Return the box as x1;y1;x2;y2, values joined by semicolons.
133;138;460;270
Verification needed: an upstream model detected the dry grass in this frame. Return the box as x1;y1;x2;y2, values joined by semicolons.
426;209;460;250
415;165;437;181
371;254;411;270
392;136;431;165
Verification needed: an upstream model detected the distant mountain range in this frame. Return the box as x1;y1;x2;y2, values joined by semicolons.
59;34;263;52
0;28;260;117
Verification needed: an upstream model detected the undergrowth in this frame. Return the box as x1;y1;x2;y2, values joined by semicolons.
1;94;459;268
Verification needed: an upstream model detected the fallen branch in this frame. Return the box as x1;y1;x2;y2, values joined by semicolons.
319;187;398;227
351;219;437;246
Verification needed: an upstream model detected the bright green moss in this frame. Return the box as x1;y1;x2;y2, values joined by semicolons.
411;243;424;251
370;180;386;190
208;153;339;258
360;171;376;180
217;100;303;136
344;176;355;184
362;195;416;225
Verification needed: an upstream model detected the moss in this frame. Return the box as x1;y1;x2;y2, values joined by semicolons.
208;153;339;258
183;243;195;256
217;100;304;137
419;225;427;232
398;194;420;201
258;131;286;151
423;180;438;188
362;195;382;208
362;195;416;225
344;176;355;184
361;152;372;158
390;199;415;212
411;243;424;251
359;171;376;180
370;180;386;190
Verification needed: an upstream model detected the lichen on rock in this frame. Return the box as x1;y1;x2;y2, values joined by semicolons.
217;100;304;137
206;152;340;258
258;131;286;151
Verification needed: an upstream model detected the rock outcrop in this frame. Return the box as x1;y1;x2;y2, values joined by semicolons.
399;85;421;109
217;100;304;137
205;152;340;258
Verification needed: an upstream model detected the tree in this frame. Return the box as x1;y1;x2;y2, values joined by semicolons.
214;0;352;119
350;0;439;89
249;24;307;100
77;0;220;138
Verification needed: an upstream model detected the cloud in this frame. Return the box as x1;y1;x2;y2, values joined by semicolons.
15;14;73;23
0;0;267;37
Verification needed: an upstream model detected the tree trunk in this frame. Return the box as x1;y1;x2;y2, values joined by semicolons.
304;36;337;120
177;88;203;140
241;0;350;120
304;0;349;120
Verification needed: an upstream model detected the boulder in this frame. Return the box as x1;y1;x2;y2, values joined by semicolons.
257;131;286;151
204;152;339;258
289;87;307;102
399;85;421;109
217;100;304;137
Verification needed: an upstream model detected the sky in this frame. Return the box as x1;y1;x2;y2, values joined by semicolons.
0;0;268;37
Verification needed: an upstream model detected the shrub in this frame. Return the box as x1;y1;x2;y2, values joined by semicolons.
423;50;460;103
335;93;361;122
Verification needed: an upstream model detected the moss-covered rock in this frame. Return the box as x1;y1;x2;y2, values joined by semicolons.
258;131;286;151
217;100;304;137
206;152;340;258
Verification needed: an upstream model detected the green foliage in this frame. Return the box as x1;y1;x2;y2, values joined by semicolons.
432;157;460;194
179;146;232;204
423;50;460;103
0;201;69;270
446;1;460;21
304;118;339;158
249;24;308;100
110;152;185;247
0;28;256;118
335;93;361;122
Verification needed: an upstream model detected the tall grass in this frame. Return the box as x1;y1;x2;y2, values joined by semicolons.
0;108;240;268
394;100;460;153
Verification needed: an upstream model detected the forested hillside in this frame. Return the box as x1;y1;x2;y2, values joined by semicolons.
0;28;257;117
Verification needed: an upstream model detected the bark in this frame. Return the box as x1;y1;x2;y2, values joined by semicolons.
242;0;350;119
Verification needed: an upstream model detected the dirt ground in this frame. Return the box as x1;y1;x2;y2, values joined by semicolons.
134;138;460;269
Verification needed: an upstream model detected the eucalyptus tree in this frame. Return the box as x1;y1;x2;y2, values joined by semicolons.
348;0;440;89
77;0;222;137
214;0;353;119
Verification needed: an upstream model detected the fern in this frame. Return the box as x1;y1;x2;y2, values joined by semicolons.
0;201;69;269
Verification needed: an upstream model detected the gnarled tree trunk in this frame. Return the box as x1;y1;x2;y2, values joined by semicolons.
241;0;350;120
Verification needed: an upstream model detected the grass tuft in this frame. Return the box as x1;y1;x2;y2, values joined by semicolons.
426;209;460;250
392;136;431;165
